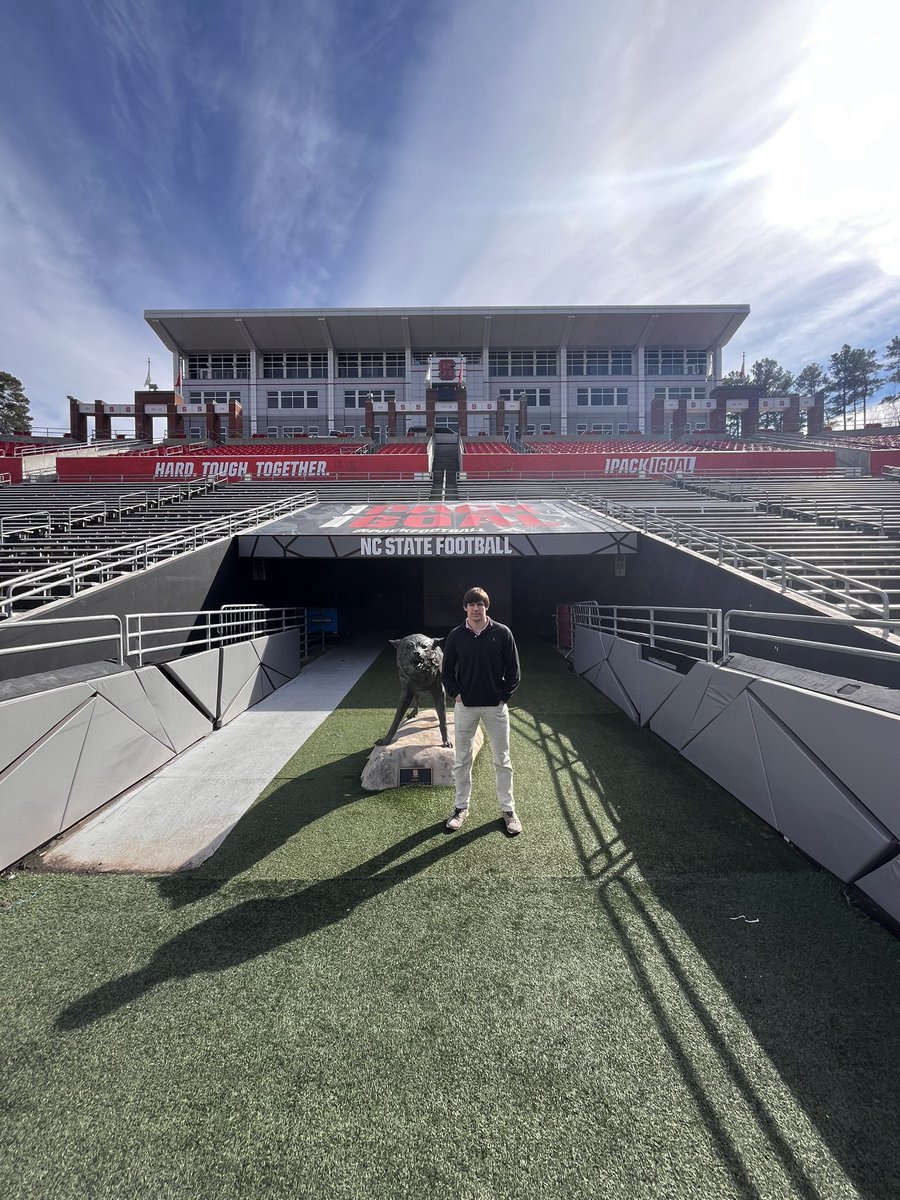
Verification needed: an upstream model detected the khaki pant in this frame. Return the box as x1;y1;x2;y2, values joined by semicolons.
452;701;515;814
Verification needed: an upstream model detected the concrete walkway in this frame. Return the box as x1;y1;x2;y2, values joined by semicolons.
41;640;383;874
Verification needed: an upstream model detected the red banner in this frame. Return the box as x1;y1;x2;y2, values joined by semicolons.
462;450;836;476
56;455;429;482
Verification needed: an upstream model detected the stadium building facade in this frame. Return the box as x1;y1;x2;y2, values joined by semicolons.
143;305;750;441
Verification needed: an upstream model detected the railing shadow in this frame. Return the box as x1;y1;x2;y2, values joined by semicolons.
520;699;900;1199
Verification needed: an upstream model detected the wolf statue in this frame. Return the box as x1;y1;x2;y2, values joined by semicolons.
377;634;452;748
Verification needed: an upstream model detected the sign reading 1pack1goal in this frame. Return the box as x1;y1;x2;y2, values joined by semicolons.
240;501;640;560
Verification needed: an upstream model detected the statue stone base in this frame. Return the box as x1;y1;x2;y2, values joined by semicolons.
361;711;483;792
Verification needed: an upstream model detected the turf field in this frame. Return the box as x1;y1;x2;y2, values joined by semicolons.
2;640;899;1198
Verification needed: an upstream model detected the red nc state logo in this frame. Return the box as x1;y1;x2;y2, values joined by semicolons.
438;359;456;380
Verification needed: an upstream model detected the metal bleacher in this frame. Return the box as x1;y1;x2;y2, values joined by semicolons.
0;475;436;618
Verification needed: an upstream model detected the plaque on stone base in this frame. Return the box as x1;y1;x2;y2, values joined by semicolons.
360;711;484;792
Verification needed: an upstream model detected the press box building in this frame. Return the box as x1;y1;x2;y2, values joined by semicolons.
142;304;750;441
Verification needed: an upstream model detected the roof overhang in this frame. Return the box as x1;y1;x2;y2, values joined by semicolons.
145;305;750;355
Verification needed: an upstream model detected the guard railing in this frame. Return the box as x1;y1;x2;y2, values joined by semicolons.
565;602;722;662
0;604;324;675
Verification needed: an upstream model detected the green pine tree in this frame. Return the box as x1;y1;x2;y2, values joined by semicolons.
0;372;32;436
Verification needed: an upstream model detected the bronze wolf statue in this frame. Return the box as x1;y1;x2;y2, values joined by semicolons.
377;634;451;747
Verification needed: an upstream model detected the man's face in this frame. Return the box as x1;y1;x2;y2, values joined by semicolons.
465;599;488;629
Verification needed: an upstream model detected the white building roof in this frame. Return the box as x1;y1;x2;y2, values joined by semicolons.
145;305;749;355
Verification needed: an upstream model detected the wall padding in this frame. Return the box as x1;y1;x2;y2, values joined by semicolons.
0;628;306;871
573;625;900;924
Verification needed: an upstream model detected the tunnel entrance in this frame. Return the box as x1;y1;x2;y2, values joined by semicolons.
246;553;618;640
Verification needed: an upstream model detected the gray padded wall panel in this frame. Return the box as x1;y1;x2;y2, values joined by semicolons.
608;639;642;718
681;690;778;829
0;684;93;772
573;627;606;684
252;630;302;681
750;680;900;836
135;668;213;753
750;699;896;882
597;661;639;723
649;663;718;750
219;640;267;724
92;672;174;748
636;660;682;727
60;696;174;829
855;858;900;925
0;706;94;867
160;648;221;722
220;663;272;726
686;669;753;743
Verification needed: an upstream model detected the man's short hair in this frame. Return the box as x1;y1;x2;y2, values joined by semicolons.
463;586;490;607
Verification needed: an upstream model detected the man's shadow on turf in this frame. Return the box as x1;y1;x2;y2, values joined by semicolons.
56;818;494;1032
155;745;384;908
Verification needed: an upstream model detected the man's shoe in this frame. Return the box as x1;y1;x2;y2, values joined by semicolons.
502;810;522;836
446;808;468;831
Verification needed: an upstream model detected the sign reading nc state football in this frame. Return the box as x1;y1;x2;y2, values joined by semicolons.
240;500;639;559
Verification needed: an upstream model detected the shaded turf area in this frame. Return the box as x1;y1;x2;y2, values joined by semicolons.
3;640;900;1198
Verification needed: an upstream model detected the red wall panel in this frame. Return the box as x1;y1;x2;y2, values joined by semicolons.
55;455;429;482
462;450;836;476
0;458;24;483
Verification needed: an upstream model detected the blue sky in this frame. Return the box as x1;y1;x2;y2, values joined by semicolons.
2;0;898;432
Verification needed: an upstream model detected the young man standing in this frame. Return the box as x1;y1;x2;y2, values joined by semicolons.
441;586;522;835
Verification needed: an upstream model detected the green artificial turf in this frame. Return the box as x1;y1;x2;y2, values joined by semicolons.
2;640;900;1199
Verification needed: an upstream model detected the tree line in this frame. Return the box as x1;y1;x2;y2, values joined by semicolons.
721;335;900;430
0;372;32;437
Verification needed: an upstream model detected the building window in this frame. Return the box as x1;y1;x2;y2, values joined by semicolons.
266;390;319;410
337;352;406;378
645;348;708;377
498;388;550;407
653;386;707;403
262;352;327;379
576;387;629;407
187;353;249;380
412;350;482;365
489;350;557;377
567;349;633;376
187;391;240;405
343;389;396;408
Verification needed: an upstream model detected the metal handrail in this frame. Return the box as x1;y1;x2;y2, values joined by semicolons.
0;491;319;618
1;511;52;540
723;611;900;665
568;602;722;661
0;605;322;675
125;606;317;667
0;615;124;665
57;500;107;532
578;496;892;623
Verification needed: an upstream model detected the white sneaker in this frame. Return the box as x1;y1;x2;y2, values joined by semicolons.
446;808;468;831
502;810;522;835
